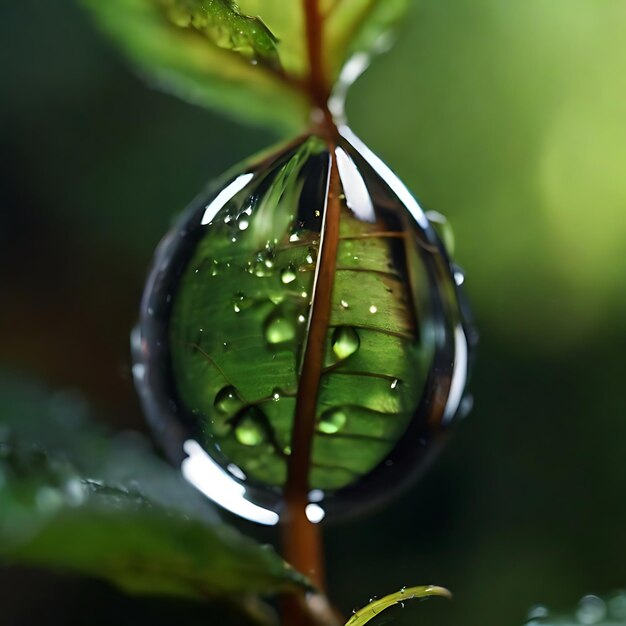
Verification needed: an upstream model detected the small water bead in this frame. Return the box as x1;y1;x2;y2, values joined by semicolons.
453;265;465;286
340;299;349;309
232;291;251;314
577;596;607;625
319;409;347;434
527;606;550;621
214;386;244;415
280;266;297;284
369;305;378;314
332;326;360;359
425;210;455;254
608;592;626;620
234;408;267;446
305;249;316;265
265;309;297;345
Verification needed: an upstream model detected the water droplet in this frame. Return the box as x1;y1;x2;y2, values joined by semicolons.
608;592;626;619
426;210;455;254
283;445;292;455
319;408;347;434
265;310;296;345
64;478;86;506
577;595;606;625
214;386;244;415
309;489;324;503
453;264;465;286
232;291;249;313
332;326;360;359
281;267;297;284
136;132;475;522
527;605;550;621
234;408;266;446
369;305;378;314
269;294;286;307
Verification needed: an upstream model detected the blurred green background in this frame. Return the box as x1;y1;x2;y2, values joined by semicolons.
1;0;625;624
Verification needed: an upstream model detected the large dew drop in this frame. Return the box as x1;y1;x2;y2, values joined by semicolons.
133;128;476;524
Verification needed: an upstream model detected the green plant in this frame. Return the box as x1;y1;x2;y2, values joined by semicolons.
2;2;621;626
1;2;466;623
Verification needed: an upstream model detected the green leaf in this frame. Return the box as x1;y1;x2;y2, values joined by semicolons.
344;585;451;626
0;376;309;602
160;0;279;67
80;0;309;131
79;0;412;131
237;1;308;78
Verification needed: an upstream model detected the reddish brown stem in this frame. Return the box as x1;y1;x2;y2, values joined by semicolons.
280;3;341;625
303;0;334;126
281;153;341;626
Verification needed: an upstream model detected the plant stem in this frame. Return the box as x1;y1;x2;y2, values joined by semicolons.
303;0;334;128
282;142;341;626
280;4;342;625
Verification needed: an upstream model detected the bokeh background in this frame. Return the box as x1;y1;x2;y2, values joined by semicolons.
1;0;625;624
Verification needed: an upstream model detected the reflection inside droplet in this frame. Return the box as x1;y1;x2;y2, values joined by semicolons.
331;326;360;359
319;408;347;434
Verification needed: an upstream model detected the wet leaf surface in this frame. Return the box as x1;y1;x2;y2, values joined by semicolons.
80;0;308;131
0;375;309;603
